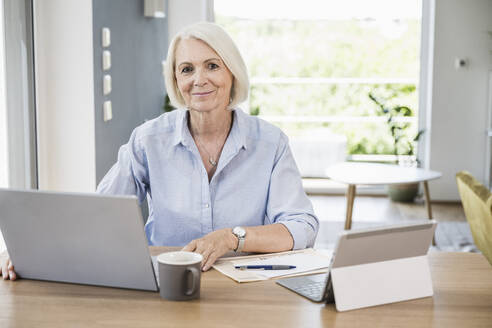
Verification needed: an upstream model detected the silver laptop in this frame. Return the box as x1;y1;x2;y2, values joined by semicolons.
277;221;437;307
0;188;159;291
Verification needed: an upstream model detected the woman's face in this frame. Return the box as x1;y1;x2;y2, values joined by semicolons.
174;38;233;113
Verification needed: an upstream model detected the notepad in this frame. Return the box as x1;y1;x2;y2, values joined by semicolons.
212;248;333;283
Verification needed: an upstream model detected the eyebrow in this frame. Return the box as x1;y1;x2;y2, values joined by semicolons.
177;57;221;68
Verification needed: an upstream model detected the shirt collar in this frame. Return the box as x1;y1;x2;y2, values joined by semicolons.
172;108;190;147
229;108;248;151
172;107;248;151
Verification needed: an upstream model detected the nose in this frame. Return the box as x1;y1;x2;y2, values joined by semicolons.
193;68;207;87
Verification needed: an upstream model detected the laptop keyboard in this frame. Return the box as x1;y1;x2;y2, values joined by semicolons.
276;274;328;302
294;281;325;297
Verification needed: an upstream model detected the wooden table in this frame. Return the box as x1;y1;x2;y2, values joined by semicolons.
326;162;442;230
1;247;491;327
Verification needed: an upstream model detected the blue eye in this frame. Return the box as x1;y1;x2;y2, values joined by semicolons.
181;66;193;73
208;63;219;70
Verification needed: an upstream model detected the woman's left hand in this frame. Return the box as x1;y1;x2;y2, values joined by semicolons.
182;229;237;271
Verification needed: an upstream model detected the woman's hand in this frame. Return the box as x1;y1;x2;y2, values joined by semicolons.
182;229;237;271
1;256;17;281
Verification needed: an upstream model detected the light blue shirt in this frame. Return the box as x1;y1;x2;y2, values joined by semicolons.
97;108;319;249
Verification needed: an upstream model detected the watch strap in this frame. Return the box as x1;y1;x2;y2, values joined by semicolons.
235;235;245;253
232;227;246;253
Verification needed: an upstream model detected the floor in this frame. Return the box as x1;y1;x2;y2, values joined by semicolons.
309;194;466;223
309;194;466;247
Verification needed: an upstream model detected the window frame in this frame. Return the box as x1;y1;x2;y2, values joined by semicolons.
2;0;37;189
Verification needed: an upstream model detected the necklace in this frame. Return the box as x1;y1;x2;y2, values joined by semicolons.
192;119;232;167
195;136;219;166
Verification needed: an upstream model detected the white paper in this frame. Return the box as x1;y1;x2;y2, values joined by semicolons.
233;251;332;278
213;248;333;283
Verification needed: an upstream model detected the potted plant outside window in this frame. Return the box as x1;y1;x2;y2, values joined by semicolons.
369;92;424;202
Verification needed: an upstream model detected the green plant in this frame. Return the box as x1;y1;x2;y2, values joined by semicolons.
368;92;423;158
163;94;176;113
250;105;260;116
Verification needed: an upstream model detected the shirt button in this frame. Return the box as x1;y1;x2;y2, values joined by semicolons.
205;203;209;208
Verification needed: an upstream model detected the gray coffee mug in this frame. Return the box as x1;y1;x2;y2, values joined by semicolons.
157;251;203;301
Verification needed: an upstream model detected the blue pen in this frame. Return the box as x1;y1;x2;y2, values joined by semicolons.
234;265;296;270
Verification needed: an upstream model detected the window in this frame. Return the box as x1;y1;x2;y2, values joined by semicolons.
0;0;6;253
0;0;37;253
0;0;37;190
215;0;422;179
0;0;7;189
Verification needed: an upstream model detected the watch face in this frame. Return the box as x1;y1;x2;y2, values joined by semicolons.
233;226;246;238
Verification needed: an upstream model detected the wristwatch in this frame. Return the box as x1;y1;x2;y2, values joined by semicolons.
232;226;246;253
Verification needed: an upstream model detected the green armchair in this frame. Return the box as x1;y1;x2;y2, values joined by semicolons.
456;171;492;265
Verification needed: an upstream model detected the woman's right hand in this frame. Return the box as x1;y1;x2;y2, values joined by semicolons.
1;256;17;280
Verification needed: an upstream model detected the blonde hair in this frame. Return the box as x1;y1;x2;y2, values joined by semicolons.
164;22;249;109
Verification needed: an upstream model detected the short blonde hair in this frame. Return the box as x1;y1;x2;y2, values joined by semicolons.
164;22;250;109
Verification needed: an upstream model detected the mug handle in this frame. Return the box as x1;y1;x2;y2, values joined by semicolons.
185;267;199;296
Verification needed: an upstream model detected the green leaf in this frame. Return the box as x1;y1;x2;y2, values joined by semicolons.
413;130;425;141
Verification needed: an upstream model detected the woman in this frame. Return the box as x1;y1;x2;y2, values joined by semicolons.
1;22;318;280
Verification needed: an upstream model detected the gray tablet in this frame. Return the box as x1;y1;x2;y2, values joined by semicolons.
277;220;437;305
0;188;158;291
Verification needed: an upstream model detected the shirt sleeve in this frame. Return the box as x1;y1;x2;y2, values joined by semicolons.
96;130;149;204
266;133;319;249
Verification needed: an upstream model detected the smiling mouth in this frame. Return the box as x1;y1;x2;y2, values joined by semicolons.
192;90;214;96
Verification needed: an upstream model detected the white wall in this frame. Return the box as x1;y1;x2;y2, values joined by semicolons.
427;0;492;200
34;0;96;192
167;0;214;41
